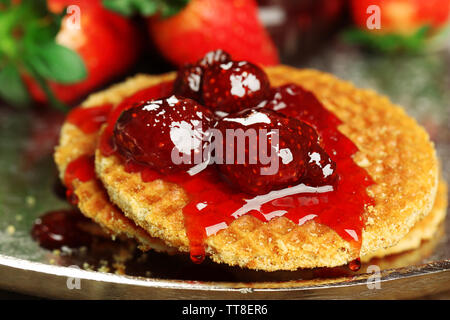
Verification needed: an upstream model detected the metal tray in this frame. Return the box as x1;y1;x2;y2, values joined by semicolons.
0;43;449;299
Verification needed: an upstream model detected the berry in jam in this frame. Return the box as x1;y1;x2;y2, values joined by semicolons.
174;64;203;101
216;108;337;195
114;96;215;174
304;144;338;186
31;209;93;250
174;50;232;101
197;49;231;68
99;81;174;157
202;61;271;113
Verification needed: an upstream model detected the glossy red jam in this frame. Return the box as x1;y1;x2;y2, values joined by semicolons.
31;209;93;250
348;258;362;271
64;155;96;205
73;81;374;264
67;104;113;134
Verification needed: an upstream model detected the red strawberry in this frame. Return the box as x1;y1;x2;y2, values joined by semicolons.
147;0;279;66
351;0;450;35
202;61;271;113
114;96;215;174
174;49;232;101
197;49;232;68
23;0;141;105
302;144;337;187
216;108;336;195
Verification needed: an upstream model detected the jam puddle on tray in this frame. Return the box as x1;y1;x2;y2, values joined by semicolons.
31;209;93;250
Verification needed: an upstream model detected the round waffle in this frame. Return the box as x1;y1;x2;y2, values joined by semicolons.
91;66;440;270
362;179;447;261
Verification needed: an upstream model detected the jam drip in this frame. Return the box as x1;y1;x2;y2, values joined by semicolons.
67;104;113;134
86;81;374;264
64;155;96;205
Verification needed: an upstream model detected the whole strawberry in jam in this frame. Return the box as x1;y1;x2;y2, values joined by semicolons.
114;96;215;174
197;49;232;68
173;64;203;101
304;145;337;187
215;108;336;195
174;50;231;101
202;61;271;113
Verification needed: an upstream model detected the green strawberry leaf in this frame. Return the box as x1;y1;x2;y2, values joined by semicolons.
0;63;30;106
102;0;139;16
0;0;85;110
343;26;431;53
25;42;87;84
24;59;68;112
103;0;189;18
160;0;190;17
102;0;157;16
0;0;12;7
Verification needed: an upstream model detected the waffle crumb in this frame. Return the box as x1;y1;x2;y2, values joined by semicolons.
6;225;15;235
25;196;36;207
97;265;110;273
113;262;126;275
82;262;93;271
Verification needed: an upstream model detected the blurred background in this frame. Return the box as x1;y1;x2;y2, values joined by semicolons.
1;0;448;171
0;0;449;299
0;0;449;116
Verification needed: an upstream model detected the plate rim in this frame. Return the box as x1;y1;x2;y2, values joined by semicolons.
1;253;449;292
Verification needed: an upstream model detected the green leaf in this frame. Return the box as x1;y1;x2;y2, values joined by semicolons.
102;0;136;16
102;0;189;17
0;0;12;7
135;0;160;16
343;27;431;54
0;64;31;106
0;0;71;110
102;0;157;16
25;42;87;84
24;59;69;112
160;0;190;18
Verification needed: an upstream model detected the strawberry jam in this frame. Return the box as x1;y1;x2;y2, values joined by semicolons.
31;209;92;250
64;155;96;205
67;104;113;134
75;76;374;264
348;258;362;271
